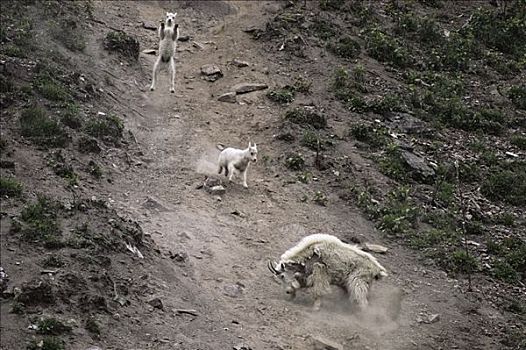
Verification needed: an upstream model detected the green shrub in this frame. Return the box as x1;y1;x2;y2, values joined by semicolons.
378;186;419;235
285;153;305;171
60;103;82;129
37;318;71;335
328;36;361;59
0;177;23;197
509;85;526;110
103;30;140;60
349;123;388;149
27;337;64;350
481;162;526;206
448;250;479;274
19;107;69;148
510;134;526;150
309;19;337;40
366;27;411;68
367;94;405;114
319;0;345;11
85;318;101;335
85;114;124;144
313;191;328;206
378;144;408;182
467;5;526;59
19;196;62;246
267;87;295;103
34;69;70;102
285;107;327;129
42;255;65;268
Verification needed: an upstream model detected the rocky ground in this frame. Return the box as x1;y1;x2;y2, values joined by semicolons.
1;1;524;350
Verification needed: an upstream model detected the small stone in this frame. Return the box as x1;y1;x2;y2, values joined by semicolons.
218;92;237;103
223;284;243;298
148;297;164;310
170;251;187;262
142;49;156;55
200;64;223;82
311;336;343;350
232;83;268;94
362;243;388;254
142;21;157;30
207;185;226;195
232;59;249;67
426;314;440;324
400;150;435;178
201;64;222;76
233;344;252;350
178;35;190;42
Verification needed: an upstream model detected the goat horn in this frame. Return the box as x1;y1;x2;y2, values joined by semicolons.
267;260;279;275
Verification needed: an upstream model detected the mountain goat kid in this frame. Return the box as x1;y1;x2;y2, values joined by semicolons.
150;12;179;93
268;234;388;311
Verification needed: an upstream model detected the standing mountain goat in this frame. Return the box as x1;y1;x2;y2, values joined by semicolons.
217;142;257;188
268;234;388;311
150;12;179;93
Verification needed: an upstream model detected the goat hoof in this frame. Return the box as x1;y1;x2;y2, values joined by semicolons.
170;89;175;93
150;87;155;91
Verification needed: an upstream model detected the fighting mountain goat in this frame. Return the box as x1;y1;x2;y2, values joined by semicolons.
217;142;258;188
150;12;179;93
268;234;388;311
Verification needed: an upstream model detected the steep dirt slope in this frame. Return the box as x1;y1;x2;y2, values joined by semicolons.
1;0;523;349
80;1;516;349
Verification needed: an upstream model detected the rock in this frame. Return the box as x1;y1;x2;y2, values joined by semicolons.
200;64;223;82
142;49;156;55
400;150;435;178
141;196;168;211
232;83;268;94
85;347;103;350
204;177;222;188
417;313;440;324
233;344;252;350
232;59;249;67
426;314;440;323
142;21;158;30
218;92;237;103
207;185;226;196
223;284;243;298
362;243;388;254
170;251;188;262
178;35;190;42
311;336;343;350
148;297;164;310
394;114;426;134
192;41;205;50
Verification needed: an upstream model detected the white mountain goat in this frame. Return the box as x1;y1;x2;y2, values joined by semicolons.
150;12;179;93
268;234;388;311
217;142;257;188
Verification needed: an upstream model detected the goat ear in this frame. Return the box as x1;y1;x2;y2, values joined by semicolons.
248;141;252;148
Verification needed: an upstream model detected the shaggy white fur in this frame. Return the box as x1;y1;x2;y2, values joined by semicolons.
150;12;179;93
270;233;388;310
217;142;257;188
279;233;388;277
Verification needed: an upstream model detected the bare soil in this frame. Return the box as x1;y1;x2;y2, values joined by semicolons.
1;1;524;350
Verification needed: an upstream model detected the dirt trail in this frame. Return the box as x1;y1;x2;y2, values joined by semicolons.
84;1;500;349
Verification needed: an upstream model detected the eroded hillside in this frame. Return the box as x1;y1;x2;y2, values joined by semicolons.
1;1;525;350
